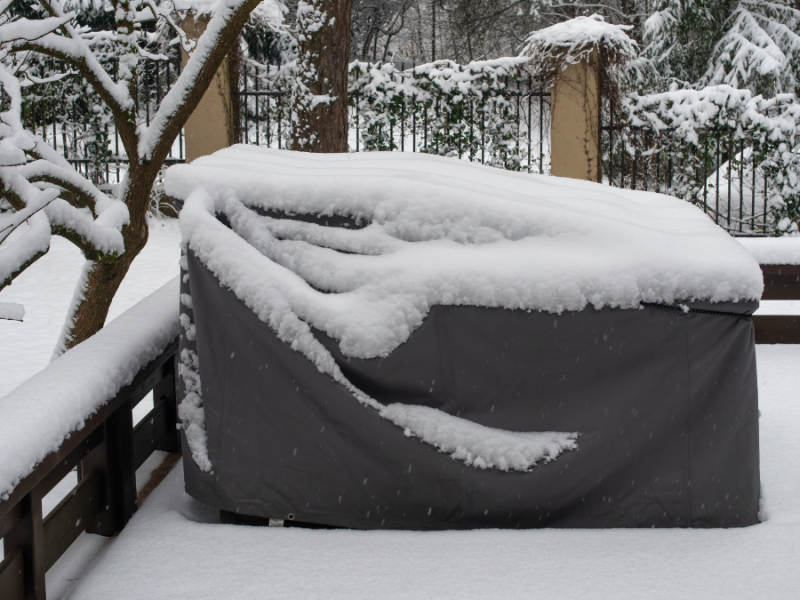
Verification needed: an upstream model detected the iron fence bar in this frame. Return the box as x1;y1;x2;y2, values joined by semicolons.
178;57;183;160
527;77;532;170
243;65;249;144
539;90;544;173
480;104;485;164
643;131;648;192
424;106;428;152
412;96;416;152
146;62;150;127
515;78;520;152
739;140;744;233
752;142;757;230
400;69;405;153
267;92;271;147
609;111;614;186
277;91;282;149
727;134;732;229
715;132;720;224
167;60;172;158
255;73;260;146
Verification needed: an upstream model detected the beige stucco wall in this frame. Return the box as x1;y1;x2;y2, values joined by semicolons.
181;14;234;163
550;55;601;182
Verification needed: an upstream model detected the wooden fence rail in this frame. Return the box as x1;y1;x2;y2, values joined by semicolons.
0;338;179;600
754;265;800;344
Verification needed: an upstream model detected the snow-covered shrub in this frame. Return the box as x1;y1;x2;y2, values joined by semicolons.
617;85;800;235
349;58;529;170
642;0;800;98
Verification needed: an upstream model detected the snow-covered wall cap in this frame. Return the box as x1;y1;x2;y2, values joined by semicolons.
520;14;637;69
166;146;762;359
738;237;800;265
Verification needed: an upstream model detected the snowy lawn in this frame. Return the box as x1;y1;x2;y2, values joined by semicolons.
0;216;182;398
59;344;800;599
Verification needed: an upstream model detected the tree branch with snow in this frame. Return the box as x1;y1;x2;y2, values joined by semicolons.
1;0;282;350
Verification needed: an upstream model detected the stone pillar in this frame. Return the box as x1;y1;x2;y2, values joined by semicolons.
181;14;235;163
550;53;601;182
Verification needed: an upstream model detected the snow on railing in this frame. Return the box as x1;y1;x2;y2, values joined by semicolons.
0;278;181;599
0;277;180;500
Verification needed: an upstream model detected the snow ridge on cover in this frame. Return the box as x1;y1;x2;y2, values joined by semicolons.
168;147;760;472
0;278;179;500
178;187;577;472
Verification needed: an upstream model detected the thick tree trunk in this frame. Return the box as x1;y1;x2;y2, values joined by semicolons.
59;165;157;351
292;0;353;153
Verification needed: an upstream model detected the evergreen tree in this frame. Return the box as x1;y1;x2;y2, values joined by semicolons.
643;0;800;95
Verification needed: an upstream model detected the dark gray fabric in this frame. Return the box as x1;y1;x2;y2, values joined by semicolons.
181;251;760;529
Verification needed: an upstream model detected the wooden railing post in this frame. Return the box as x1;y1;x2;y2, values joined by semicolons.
155;355;180;453
2;492;45;600
0;337;180;600
82;400;137;536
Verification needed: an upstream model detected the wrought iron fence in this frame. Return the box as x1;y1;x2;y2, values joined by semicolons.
237;62;552;172
602;124;792;236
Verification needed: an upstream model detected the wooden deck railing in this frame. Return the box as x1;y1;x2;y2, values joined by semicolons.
0;338;179;600
754;265;800;344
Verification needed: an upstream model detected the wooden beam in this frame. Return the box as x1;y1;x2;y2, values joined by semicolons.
760;265;800;301
753;315;800;344
133;399;170;471
0;547;25;600
2;491;45;600
42;470;104;571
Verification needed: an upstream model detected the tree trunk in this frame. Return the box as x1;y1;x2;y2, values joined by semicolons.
292;0;353;153
58;165;157;352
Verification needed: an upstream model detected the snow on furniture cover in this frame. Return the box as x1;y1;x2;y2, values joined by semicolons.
166;146;762;529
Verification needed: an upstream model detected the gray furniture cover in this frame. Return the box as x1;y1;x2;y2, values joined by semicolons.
180;250;760;530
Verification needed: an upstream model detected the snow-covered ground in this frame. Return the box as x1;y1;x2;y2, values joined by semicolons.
50;343;800;599
0;216;182;398
1;214;800;599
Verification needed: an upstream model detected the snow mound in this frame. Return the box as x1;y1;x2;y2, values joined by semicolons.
166;147;760;472
381;404;578;471
167;146;762;351
521;14;637;67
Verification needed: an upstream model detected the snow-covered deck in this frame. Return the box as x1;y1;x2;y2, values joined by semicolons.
43;344;800;600
3;217;800;598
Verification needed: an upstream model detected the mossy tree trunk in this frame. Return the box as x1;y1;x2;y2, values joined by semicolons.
292;0;353;153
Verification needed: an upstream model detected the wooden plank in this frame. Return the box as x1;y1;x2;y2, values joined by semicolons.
133;400;169;471
154;356;180;453
37;428;102;502
753;315;800;344
42;471;104;571
760;265;800;300
2;491;45;600
0;339;178;523
0;547;25;600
